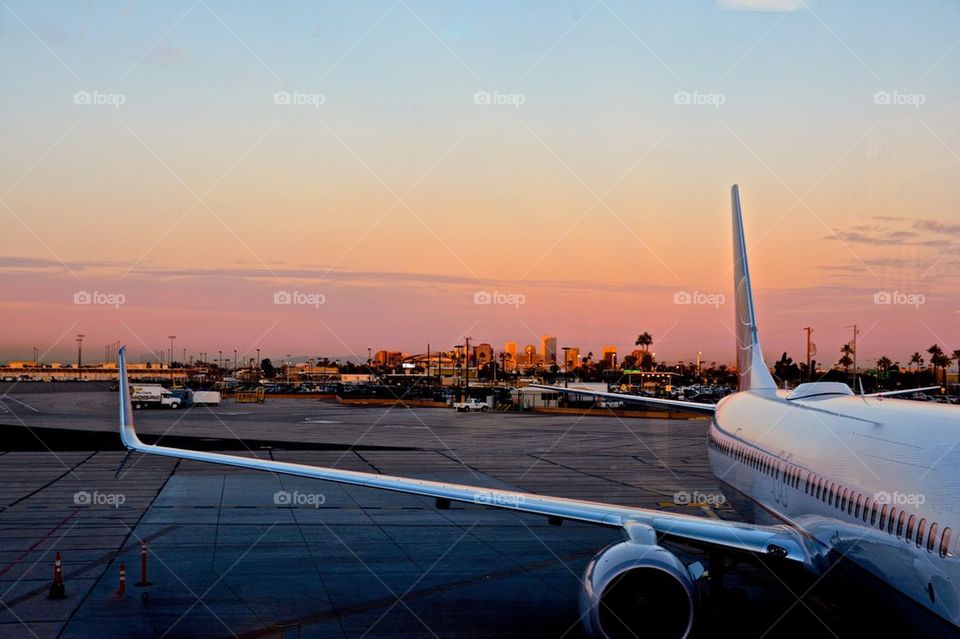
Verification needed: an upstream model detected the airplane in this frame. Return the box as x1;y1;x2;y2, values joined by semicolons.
116;185;959;638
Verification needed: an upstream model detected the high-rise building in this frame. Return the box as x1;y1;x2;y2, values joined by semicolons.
519;344;540;367
565;347;580;370
601;345;618;368
541;336;557;366
503;341;518;371
475;343;493;366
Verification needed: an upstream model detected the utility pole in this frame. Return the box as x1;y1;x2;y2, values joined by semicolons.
804;327;813;382
233;349;237;372
844;324;859;384
463;336;472;401
426;343;431;380
76;334;85;380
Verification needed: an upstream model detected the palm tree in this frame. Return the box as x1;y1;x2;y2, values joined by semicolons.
635;332;653;352
927;344;946;385
839;343;855;380
838;353;853;375
909;352;924;373
876;356;892;371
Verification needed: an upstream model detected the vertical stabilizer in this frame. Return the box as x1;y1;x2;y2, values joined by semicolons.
731;185;777;391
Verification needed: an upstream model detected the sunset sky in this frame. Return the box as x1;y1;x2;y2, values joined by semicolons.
1;1;959;367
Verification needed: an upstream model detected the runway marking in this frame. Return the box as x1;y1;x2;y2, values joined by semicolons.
0;396;39;413
303;418;341;424
0;509;78;578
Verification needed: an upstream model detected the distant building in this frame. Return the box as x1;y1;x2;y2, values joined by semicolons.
475;343;493;366
518;344;541;367
565;347;580;370
503;341;518;371
374;350;404;367
601;346;618;368
541;336;557;367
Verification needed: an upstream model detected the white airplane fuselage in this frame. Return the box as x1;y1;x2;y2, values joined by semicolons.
708;388;960;627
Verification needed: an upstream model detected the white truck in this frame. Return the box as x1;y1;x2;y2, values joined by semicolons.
453;398;488;412
130;384;182;410
191;390;221;406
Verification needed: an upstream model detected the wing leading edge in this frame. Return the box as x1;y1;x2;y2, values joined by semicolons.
116;346;811;564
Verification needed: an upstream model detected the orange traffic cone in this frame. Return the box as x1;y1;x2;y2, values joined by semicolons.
48;551;66;599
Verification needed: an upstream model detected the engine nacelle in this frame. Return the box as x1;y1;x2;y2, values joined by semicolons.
580;541;699;639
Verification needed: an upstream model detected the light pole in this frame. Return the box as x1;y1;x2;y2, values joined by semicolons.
463;336;472;401
233;349;237;372
697;351;702;383
286;354;292;383
76;334;85;380
561;346;571;388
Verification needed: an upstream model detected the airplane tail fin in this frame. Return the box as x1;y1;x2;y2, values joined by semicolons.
731;185;777;392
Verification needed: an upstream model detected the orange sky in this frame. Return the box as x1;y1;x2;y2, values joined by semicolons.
2;1;959;366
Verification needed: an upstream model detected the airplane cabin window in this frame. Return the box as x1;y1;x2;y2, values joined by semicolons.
897;511;906;538
907;515;916;542
941;528;952;558
879;505;889;531
916;519;926;548
928;523;939;553
855;494;862;518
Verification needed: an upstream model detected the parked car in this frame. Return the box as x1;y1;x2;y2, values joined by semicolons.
453;398;488;412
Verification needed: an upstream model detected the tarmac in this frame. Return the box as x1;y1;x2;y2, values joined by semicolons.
0;388;883;638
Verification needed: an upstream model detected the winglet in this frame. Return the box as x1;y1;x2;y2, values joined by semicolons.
731;185;777;391
117;346;145;450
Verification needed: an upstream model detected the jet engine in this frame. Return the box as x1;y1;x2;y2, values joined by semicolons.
580;540;701;639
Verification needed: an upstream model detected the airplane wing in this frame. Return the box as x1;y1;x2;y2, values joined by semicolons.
116;347;811;564
866;386;942;398
528;384;717;415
